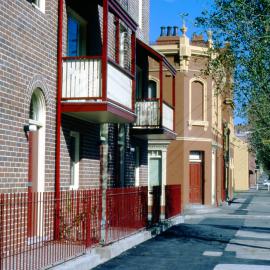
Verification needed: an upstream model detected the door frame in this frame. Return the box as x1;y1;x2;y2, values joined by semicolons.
189;151;205;205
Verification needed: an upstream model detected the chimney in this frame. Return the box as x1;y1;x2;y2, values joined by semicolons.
160;26;166;37
173;26;179;36
167;26;172;36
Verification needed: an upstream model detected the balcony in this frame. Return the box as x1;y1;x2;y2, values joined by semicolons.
131;40;177;140
61;57;135;123
60;0;137;124
133;100;175;140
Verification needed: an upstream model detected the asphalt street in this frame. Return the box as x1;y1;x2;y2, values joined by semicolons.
94;189;270;270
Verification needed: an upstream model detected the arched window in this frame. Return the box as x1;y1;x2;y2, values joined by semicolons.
191;81;204;121
29;88;46;125
148;80;157;99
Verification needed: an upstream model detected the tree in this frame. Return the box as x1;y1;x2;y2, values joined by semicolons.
196;0;270;169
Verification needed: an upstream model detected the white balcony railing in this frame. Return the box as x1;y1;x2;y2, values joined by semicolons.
135;100;160;127
163;102;174;131
107;63;133;109
62;58;102;99
135;100;174;131
62;59;133;111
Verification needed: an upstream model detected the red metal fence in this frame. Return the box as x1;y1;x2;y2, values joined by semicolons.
165;185;181;219
0;189;101;270
0;185;182;269
105;186;148;244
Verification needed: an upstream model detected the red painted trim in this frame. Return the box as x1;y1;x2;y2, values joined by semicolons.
159;61;163;127
61;97;102;101
115;17;120;64
108;0;137;31
108;58;135;79
55;0;64;240
62;99;133;115
61;101;136;123
131;31;136;111
102;0;109;101
172;76;176;132
107;98;133;112
107;103;136;122
63;55;102;61
163;100;174;109
61;102;108;113
137;98;160;102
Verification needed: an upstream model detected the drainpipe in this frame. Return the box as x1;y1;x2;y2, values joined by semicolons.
55;0;63;240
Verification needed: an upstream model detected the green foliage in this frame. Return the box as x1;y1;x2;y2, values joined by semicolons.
196;0;270;169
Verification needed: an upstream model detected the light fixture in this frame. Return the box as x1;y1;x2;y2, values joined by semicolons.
24;124;38;133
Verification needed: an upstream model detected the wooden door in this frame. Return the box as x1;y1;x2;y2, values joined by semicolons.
189;162;202;204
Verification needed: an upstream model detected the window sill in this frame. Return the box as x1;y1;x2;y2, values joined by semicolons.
69;185;79;191
188;120;209;130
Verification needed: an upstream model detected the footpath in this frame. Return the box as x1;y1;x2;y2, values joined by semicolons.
94;189;270;270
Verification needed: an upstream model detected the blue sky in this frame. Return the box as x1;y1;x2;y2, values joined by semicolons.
150;0;212;43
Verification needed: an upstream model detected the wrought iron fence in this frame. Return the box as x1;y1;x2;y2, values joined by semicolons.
105;186;148;244
0;189;101;270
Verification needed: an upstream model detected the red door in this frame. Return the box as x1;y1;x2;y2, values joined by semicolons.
189;163;203;204
27;130;38;238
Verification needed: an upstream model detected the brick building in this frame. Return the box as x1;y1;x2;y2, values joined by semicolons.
0;0;152;192
0;1;180;269
0;0;58;193
152;23;235;209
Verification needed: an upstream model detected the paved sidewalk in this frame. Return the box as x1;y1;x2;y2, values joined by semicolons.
94;189;270;270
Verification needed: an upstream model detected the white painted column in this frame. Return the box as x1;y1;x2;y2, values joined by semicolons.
160;148;167;220
211;147;217;206
100;124;109;244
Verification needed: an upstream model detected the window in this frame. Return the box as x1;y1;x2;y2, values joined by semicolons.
135;147;140;186
119;25;129;69
67;10;87;57
188;79;208;129
28;0;45;13
191;81;204;121
70;131;80;189
148;80;157;99
149;157;162;187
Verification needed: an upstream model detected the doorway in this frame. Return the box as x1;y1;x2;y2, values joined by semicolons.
27;89;46;239
189;151;204;204
148;151;162;224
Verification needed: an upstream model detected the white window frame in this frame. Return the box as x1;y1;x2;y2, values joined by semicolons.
32;0;46;13
119;24;129;69
135;146;140;186
148;150;162;188
70;131;80;190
